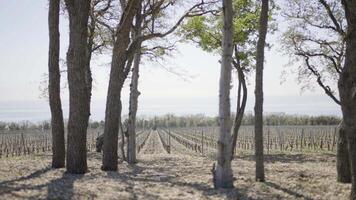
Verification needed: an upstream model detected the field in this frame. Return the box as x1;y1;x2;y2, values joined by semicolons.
0;126;351;199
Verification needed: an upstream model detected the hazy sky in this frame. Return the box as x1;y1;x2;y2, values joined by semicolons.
0;1;341;121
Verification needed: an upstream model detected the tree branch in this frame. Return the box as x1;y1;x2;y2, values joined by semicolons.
318;0;345;35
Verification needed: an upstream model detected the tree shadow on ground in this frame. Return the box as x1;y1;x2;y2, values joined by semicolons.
1;152;329;199
0;166;52;199
46;173;85;200
99;156;258;200
0;166;86;200
237;153;335;164
0;166;51;187
264;181;313;200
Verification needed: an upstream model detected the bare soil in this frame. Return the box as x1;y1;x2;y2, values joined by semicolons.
0;131;351;199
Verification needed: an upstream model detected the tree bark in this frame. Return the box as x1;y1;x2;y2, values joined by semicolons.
126;3;143;164
48;0;65;169
231;58;247;160
214;0;234;189
64;0;91;174
254;0;269;182
337;121;351;183
102;0;140;171
339;1;356;199
126;53;141;164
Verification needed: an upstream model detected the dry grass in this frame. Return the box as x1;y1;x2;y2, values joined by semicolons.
0;131;351;200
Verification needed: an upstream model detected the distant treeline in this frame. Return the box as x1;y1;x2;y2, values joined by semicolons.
0;113;341;131
133;113;341;128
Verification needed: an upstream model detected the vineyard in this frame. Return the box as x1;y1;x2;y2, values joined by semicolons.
0;126;351;199
0;126;338;159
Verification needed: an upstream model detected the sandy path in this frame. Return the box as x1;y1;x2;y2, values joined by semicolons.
140;131;167;155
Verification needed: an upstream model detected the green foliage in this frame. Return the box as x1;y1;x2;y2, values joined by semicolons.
178;0;274;70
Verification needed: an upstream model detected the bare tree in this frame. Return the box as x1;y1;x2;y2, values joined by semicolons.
214;0;234;189
124;0;217;164
254;0;269;182
48;0;65;168
281;0;350;183
64;0;91;174
339;1;356;198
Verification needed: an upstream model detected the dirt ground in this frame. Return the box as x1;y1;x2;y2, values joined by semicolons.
0;131;351;200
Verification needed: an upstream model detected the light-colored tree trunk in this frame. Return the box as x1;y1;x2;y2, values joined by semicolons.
126;3;143;164
48;0;65;169
339;1;356;198
102;0;140;171
254;0;269;182
126;52;141;164
214;0;234;189
64;0;91;174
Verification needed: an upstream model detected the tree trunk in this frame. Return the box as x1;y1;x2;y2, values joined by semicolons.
214;0;234;189
64;0;91;174
127;53;141;164
337;121;351;183
102;0;140;171
127;3;143;164
339;1;356;199
254;0;269;182
231;58;247;160
48;0;65;169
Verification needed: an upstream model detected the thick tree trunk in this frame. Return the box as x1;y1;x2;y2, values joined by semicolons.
64;0;91;174
337;121;351;183
102;0;140;171
214;0;234;189
48;0;65;169
127;4;143;164
339;1;356;199
254;0;269;182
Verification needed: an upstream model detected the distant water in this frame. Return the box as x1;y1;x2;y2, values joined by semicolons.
0;95;341;122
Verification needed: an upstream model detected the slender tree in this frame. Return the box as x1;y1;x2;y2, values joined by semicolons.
126;3;143;164
64;0;91;174
179;0;268;160
48;0;65;168
254;0;268;182
339;1;356;199
214;0;234;188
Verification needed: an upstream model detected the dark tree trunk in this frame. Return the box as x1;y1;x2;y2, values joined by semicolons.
64;0;91;174
214;0;234;189
48;0;65;169
231;56;247;160
337;121;351;183
102;0;140;171
340;1;356;199
254;0;269;182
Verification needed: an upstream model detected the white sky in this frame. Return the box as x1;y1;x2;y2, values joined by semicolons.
0;0;341;121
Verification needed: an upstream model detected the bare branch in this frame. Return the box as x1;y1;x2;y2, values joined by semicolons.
318;0;345;35
302;56;341;105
